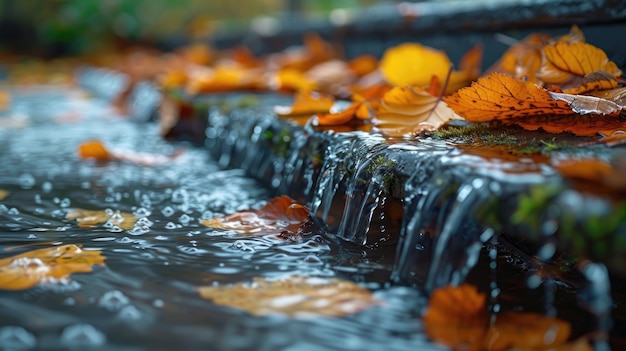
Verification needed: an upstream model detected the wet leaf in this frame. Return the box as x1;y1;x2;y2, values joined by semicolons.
315;101;361;126
485;312;571;351
0;244;105;290
200;195;311;238
373;85;462;137
537;41;622;93
66;208;138;230
78;140;183;166
598;129;626;147
562;70;619;95
589;86;626;106
423;284;489;351
380;43;452;87
424;284;574;351
274;91;334;117
553;157;626;191
548;91;623;116
444;73;574;123
347;54;379;77
198;276;379;318
272;68;317;92
0;189;9;201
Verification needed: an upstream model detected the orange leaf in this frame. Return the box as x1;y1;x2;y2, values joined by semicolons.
78;140;112;161
380;43;452;87
537;41;622;92
0;90;10;112
315;101;360;126
200;195;312;238
444;73;574;122
423;284;489;351
0;244;105;290
373;85;462;137
78;140;183;166
484;311;571;351
274;91;334;117
66;208;138;230
347;54;379;77
272;68;318;92
562;70;619;95
198;276;379;318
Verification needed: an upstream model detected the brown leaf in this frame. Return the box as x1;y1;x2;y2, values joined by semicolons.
66;208;138;230
485;312;571;351
0;244;105;290
200;196;312;238
198;276;379;318
372;85;461;137
423;284;489;351
444;73;574;122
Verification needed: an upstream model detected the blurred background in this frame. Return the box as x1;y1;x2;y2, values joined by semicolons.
0;0;383;57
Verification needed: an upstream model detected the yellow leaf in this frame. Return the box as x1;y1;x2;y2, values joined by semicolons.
272;68;317;92
66;208;138;230
0;244;105;290
0;189;9;201
372;85;462;137
380;43;452;87
198;276;379;318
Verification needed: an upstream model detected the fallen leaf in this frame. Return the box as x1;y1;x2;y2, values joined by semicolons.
537;41;622;93
78;140;184;166
347;54;379;77
274;91;334;117
371;85;462;137
598;129;626;147
0;244;105;290
198;276;379;318
380;43;452;87
315;101;361;126
423;284;489;351
424;284;574;351
66;208;138;230
445;44;484;94
485;312;571;351
562;70;619;95
444;73;574;123
589;86;626;106
200;195;312;238
0;189;9;201
485;33;551;84
272;68;317;92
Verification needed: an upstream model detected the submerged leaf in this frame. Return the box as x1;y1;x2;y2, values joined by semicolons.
200;195;312;238
198;276;379;318
66;208;138;230
78;140;183;166
0;244;105;290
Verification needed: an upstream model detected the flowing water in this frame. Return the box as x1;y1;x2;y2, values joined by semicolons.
1;83;623;350
0;86;446;350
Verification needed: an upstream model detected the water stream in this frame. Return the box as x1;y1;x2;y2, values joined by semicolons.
1;81;623;349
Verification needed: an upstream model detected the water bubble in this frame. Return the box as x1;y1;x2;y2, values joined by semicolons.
60;198;71;208
128;225;150;236
537;243;556;261
133;207;151;217
118;305;142;320
231;240;256;253
18;173;36;189
34;194;42;204
165;222;178;229
108;225;123;233
161;206;175;217
153;299;164;308
136;217;153;227
527;274;543;289
178;214;191;226
81;181;91;189
61;324;106;347
0;326;36;349
42;181;53;193
98;290;129;311
171;189;188;203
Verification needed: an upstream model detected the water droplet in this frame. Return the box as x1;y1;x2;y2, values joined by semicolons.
0;326;36;349
537;243;556;261
165;222;178;229
98;290;129;311
153;299;164;308
42;181;53;193
136;217;153;227
178;214;191;226
18;174;35;189
117;305;142;320
541;220;558;236
60;198;71;208
133;207;151;217
61;324;106;347
161;206;175;217
127;225;150;236
527;274;542;289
